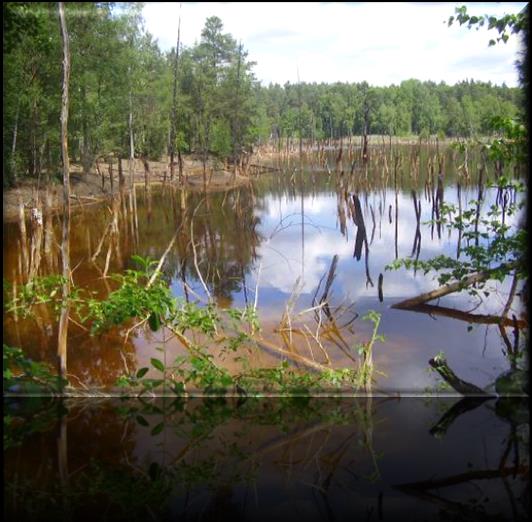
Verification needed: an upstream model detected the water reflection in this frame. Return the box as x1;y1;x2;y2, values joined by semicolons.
2;144;526;392
4;397;529;521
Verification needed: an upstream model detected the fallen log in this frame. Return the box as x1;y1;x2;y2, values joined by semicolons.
393;275;484;309
391;263;515;310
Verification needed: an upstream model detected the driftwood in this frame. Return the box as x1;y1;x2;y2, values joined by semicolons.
428;354;490;396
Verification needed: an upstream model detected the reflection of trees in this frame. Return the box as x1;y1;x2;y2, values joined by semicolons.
5;396;528;521
397;397;529;522
5;397;383;520
128;188;263;307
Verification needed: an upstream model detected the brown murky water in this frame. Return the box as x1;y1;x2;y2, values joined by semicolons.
3;144;526;393
3;396;529;521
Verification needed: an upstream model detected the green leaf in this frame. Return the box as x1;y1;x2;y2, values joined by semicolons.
150;358;165;372
148;312;161;332
151;422;164;436
136;367;149;379
136;415;149;427
171;381;185;394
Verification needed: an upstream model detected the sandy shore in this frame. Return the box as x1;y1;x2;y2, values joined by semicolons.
3;157;253;223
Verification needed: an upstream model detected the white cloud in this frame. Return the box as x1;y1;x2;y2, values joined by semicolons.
142;2;526;86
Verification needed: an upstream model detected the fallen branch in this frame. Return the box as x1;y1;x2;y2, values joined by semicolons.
392;263;515;309
146;223;183;288
254;336;332;373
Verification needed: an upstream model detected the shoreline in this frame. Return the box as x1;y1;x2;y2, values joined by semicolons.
3;157;254;223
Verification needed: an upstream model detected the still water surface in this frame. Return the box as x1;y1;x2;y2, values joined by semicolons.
4;396;529;521
3;145;525;393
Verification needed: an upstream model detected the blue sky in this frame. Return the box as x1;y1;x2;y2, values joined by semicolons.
142;2;526;86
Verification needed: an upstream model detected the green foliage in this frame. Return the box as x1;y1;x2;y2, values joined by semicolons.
386;168;526;295
448;6;526;46
85;257;174;333
390;7;527;301
4;255;385;395
115;301;384;396
3;4;524;187
4;275;65;317
3;344;66;394
482;116;527;162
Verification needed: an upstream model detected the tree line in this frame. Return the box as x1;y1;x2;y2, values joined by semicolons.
3;2;523;187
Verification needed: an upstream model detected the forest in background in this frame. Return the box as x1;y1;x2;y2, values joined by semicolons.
3;2;525;188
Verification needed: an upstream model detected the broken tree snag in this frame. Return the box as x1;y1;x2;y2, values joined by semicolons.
428;354;490;396
28;205;43;281
378;273;383;302
141;156;150;190
118;156;125;190
391;263;516;310
108;159;114;193
96;158;105;191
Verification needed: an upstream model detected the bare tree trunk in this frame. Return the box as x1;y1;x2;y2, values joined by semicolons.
128;76;135;187
57;1;71;380
17;195;29;279
95;158;104;191
108;159;114;193
11;100;20;183
170;12;182;183
142;156;150;191
44;190;56;272
28;205;43;281
118;156;124;191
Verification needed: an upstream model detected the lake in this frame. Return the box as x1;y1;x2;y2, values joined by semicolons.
4;396;529;521
3;143;526;394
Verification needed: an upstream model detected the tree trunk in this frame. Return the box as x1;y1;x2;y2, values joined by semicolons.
17;195;29;278
11;100;20;184
28;205;43;281
96;158;104;191
81;84;91;176
44;190;56;272
128;83;135;187
57;1;71;380
108;160;114;193
118;156;124;190
170;13;182;183
142;156;150;191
